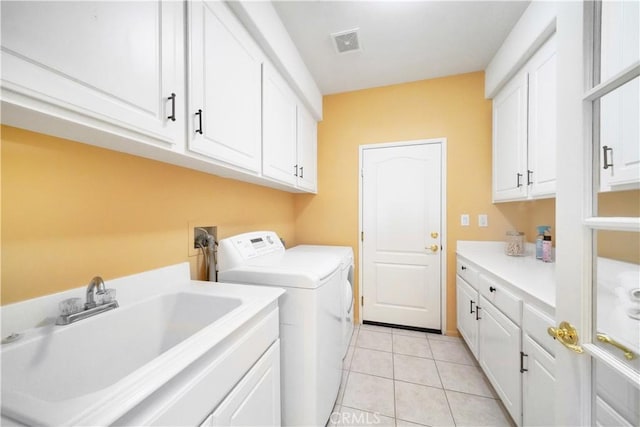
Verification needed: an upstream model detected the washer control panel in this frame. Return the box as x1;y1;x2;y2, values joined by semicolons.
218;231;285;270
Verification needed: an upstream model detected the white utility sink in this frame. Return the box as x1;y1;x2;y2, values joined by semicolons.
1;263;284;426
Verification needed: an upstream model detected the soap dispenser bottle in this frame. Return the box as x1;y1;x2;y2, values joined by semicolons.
542;229;553;262
536;226;549;259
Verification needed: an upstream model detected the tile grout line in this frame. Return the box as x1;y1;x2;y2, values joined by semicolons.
434;354;458;427
391;329;397;424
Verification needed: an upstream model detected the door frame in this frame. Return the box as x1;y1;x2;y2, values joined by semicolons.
358;138;448;333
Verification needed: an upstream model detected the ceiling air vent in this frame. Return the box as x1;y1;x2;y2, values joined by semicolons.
331;28;361;54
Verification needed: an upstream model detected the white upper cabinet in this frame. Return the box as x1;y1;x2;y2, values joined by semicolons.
296;106;318;193
0;0;320;193
262;63;297;186
526;37;557;198
187;0;263;173
262;63;318;192
492;33;557;202
0;1;184;147
493;70;528;201
599;1;640;192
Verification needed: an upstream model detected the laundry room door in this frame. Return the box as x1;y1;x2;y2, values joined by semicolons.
360;140;444;331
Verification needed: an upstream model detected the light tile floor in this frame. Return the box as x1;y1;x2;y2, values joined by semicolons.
329;324;515;427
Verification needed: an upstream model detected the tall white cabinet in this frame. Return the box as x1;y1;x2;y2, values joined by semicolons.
492;33;557;202
1;0;184;147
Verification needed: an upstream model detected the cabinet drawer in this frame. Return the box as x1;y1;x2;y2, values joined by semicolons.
478;274;522;325
523;303;555;356
457;258;478;288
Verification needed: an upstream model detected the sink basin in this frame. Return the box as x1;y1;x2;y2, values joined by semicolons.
0;262;284;426
2;292;241;402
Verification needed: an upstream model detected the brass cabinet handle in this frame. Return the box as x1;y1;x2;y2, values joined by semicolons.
548;321;584;354
596;333;636;360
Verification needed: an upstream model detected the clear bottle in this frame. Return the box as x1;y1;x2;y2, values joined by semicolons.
505;231;525;256
535;226;549;259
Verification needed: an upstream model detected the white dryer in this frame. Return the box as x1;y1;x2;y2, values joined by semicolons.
217;231;343;427
287;245;354;358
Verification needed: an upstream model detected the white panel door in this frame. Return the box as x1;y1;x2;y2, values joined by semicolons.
362;142;442;330
493;71;528;202
188;0;262;172
262;63;297;185
0;1;183;146
527;33;558;198
554;3;640;425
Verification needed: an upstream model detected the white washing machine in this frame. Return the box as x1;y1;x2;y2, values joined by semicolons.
287;245;354;358
217;231;343;427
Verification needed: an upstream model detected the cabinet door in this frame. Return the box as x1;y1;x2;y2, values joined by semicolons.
188;0;262;173
210;340;281;426
599;76;640;190
262;63;297;185
527;34;557;198
1;1;184;146
492;71;528;202
456;276;479;358
296;106;318;192
522;334;555;427
478;296;521;425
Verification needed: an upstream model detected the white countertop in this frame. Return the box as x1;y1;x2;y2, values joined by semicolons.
456;240;556;310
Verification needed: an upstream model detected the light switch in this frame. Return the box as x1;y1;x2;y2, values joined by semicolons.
461;214;470;226
478;214;488;227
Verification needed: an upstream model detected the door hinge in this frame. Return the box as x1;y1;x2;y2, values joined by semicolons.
361;231;364;242
361;296;364;306
360;168;363;177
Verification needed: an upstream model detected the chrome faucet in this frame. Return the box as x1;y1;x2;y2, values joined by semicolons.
56;276;118;325
85;276;106;309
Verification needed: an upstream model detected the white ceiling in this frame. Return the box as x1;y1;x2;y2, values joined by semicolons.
273;0;530;95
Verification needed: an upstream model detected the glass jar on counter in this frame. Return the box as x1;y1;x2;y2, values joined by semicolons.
505;231;525;256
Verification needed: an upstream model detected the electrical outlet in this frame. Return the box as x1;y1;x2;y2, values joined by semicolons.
478;214;488;227
461;214;470;226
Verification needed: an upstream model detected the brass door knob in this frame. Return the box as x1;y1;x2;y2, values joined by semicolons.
548;321;584;354
427;244;439;253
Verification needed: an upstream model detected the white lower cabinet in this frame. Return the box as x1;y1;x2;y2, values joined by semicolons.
522;334;556;427
478;295;522;423
456;275;479;358
456;255;557;427
201;340;281;427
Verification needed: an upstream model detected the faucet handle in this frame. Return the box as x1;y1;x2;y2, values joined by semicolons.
59;298;83;315
97;288;117;305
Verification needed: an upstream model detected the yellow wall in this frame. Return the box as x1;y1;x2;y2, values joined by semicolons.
1;126;296;304
294;71;555;335
598;190;640;264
